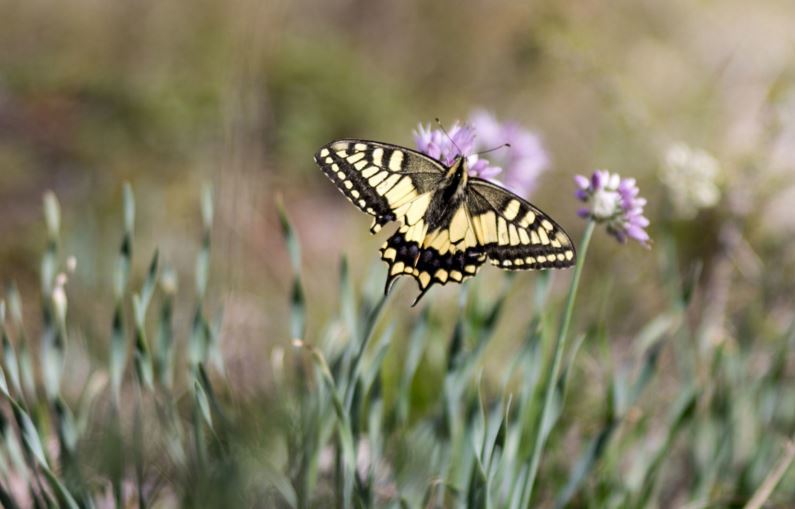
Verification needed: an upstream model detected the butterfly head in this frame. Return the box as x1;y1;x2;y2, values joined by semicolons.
444;155;469;194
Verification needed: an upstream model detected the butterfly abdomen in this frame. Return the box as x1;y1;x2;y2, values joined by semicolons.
424;158;469;231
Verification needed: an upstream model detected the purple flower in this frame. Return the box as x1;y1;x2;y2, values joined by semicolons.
414;122;503;180
470;110;549;197
414;113;549;198
414;122;469;164
575;170;651;247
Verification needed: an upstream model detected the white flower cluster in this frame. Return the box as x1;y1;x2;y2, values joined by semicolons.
661;143;721;219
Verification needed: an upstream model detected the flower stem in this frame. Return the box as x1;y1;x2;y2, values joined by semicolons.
521;219;595;507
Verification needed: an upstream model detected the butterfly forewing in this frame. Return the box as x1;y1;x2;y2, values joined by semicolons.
466;178;576;270
314;139;446;231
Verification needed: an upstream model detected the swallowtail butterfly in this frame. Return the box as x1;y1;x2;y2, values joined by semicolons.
314;139;576;305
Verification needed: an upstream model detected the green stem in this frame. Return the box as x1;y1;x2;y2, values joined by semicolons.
343;285;393;411
522;219;595;508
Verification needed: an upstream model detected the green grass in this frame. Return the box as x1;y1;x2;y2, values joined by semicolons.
0;184;793;508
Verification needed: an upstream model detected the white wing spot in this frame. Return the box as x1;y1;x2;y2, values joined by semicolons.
538;228;550;245
504;199;521;220
372;148;384;166
520;211;536;227
389;150;404;171
347;153;365;164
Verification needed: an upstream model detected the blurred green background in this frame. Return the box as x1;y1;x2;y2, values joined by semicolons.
3;0;795;381
2;0;795;506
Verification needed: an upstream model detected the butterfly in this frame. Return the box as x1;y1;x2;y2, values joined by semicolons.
314;139;576;305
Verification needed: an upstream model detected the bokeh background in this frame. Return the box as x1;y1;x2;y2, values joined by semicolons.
2;0;795;507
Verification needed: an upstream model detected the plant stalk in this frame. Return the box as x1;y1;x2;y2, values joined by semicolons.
522;219;595;507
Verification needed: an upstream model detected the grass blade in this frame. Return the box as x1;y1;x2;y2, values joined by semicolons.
293;340;356;508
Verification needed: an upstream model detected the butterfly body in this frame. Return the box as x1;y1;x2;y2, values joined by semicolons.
421;157;468;232
314;139;576;305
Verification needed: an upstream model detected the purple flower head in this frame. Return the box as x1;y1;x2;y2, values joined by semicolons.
470;110;549;197
414;122;472;165
414;112;549;197
414;121;503;180
575;170;651;247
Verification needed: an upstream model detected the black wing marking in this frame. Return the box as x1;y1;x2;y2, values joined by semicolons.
314;139;446;232
380;225;487;306
466;178;576;270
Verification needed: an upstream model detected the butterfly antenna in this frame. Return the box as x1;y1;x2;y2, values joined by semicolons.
435;117;463;157
475;143;511;157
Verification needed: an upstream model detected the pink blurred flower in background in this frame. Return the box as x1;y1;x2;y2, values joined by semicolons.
413;111;550;197
469;110;550;197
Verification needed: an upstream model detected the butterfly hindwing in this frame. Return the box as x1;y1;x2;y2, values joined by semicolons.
466;178;576;270
314;139;445;232
380;221;487;306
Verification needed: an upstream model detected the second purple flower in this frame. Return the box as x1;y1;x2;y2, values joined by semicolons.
575;170;651;247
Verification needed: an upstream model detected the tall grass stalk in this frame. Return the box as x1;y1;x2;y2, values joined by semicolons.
521;219;595;507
